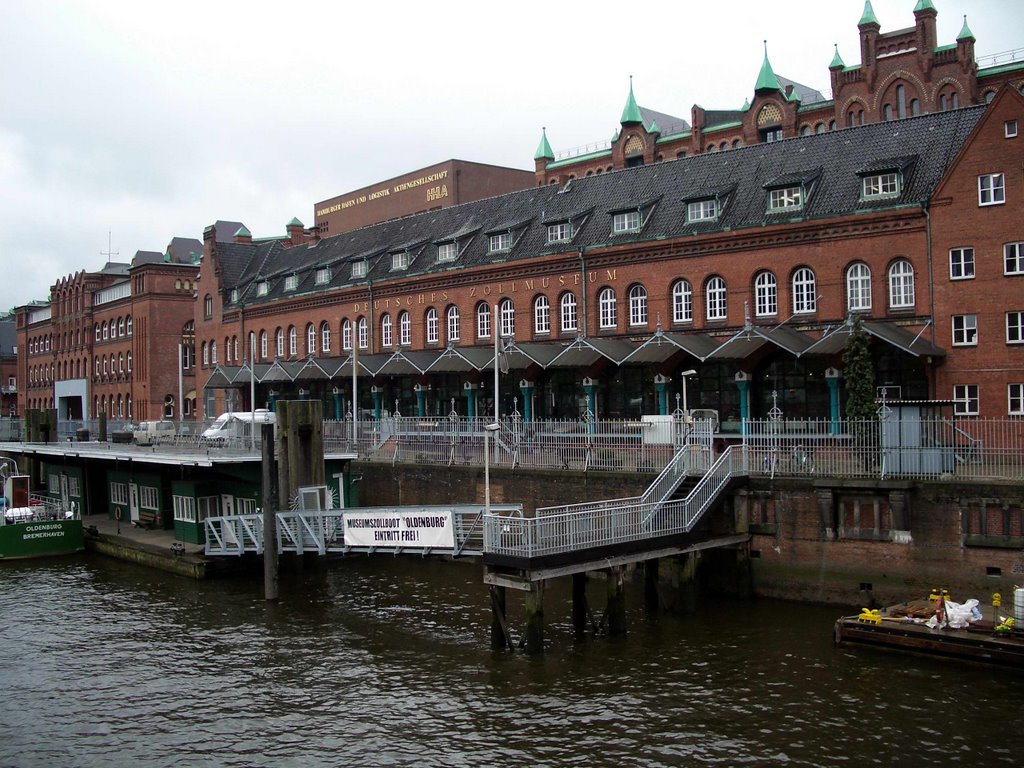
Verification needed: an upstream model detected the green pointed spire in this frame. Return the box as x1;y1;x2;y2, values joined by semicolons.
913;0;935;12
859;0;879;26
534;127;554;160
234;225;251;237
957;14;975;41
754;41;782;93
741;98;750;111
648;119;660;134
620;76;643;125
830;44;845;69
287;217;303;227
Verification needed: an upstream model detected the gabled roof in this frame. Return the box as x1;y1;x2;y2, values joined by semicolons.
217;108;985;307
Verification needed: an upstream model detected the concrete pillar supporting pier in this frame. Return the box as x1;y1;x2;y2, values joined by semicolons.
524;580;545;654
572;573;588;636
606;566;627;636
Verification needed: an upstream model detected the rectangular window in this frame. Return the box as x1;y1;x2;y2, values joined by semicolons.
437;242;457;262
139;486;159;510
197;496;218;521
68;476;80;497
352;260;367;278
1006;120;1018;139
949;247;975;280
687;199;717;222
391;251;409;270
315;267;331;285
1009;383;1024;416
256;281;268;296
1004;242;1024;275
954;384;979;416
768;186;802;211
488;232;512;252
173;495;196;523
236;498;257;515
1007;311;1024;344
862;172;900;199
110;482;128;505
978;173;1005;206
612;211;641;233
284;275;298;291
229;288;239;303
951;314;977;346
546;222;573;243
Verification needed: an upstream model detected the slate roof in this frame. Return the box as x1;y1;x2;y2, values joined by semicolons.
213;221;246;243
166;237;204;263
0;318;16;355
777;76;826;105
639;106;690;135
219;107;985;309
131;250;165;267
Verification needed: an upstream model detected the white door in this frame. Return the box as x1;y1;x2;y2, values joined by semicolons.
221;494;235;516
129;483;140;523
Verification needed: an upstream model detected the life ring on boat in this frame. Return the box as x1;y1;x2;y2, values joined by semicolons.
114;506;123;521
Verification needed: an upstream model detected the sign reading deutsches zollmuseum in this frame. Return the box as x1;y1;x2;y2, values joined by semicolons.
344;511;454;549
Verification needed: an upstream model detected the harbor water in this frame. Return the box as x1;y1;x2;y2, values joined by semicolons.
0;555;1019;767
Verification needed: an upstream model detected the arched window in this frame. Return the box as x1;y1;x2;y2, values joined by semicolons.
846;263;872;311
426;308;439;344
888;259;915;308
118;353;123;373
499;299;515;338
233;336;239;363
446;306;460;342
126;315;132;335
357;317;368;349
118;317;125;336
883;104;894;121
398;311;411;346
204;294;213;319
117;394;123;418
792;268;817;314
103;356;109;375
706;276;727;321
560;293;578;333
628;285;648;327
94;357;100;377
598;287;617;329
381;314;393;348
275;327;284;358
260;330;268;360
306;323;316;355
341;319;352;350
476;302;491;339
95;323;100;341
896;84;907;119
911;99;920;116
320;321;331;353
534;295;550;334
754;271;777;317
672;280;693;323
211;340;218;365
102;321;108;340
224;337;231;364
288;326;297;356
201;342;208;366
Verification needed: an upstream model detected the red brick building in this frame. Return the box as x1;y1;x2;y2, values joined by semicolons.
314;160;534;237
0;315;17;417
196;86;1024;423
534;1;1023;186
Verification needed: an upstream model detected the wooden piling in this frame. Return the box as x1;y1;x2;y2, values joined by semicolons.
524;581;545;653
262;423;279;601
489;585;509;650
572;573;588;635
607;566;627;636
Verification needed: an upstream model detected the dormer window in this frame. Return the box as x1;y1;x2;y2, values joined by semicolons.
229;288;239;303
612;211;641;233
437;242;458;262
256;280;268;296
284;274;298;291
768;186;803;211
391;251;410;270
352;260;368;278
862;172;900;200
489;232;512;253
687;199;717;222
315;267;331;285
547;222;573;243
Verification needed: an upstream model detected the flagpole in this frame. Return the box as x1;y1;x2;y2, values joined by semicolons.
493;303;499;427
250;333;256;452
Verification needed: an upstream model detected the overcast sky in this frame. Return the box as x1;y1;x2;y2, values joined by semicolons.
1;0;1020;312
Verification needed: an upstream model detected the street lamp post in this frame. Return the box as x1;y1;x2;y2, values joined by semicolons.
679;369;697;418
483;422;500;516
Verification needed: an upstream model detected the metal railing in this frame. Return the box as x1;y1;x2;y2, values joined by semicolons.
205;504;522;557
483;446;744;560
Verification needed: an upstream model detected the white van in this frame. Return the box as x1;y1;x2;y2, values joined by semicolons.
133;420;178;446
201;410;276;442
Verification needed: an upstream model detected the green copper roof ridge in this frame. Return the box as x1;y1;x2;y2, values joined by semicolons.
648;119;661;134
859;0;879;26
830;44;845;69
957;14;974;41
534;127;554;160
620;76;643;124
235;225;251;237
287;217;303;227
754;41;782;93
913;0;936;13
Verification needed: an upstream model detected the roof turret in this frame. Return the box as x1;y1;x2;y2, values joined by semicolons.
859;0;879;27
534;127;554;160
957;14;975;41
620;76;643;125
754;42;782;93
830;44;845;69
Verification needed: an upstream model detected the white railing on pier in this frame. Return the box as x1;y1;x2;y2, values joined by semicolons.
204;504;522;557
484;446;745;560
